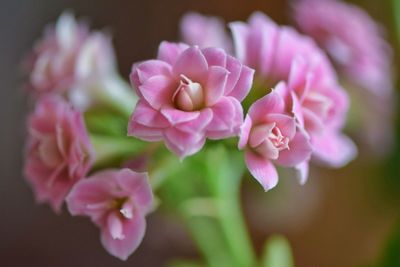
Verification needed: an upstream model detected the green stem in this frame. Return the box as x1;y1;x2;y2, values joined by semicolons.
203;147;257;267
153;146;258;267
90;134;147;168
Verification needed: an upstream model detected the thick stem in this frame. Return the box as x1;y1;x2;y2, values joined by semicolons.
162;146;257;267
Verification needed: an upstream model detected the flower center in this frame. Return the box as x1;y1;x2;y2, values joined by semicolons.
172;74;204;111
250;124;290;160
109;197;133;219
269;126;289;151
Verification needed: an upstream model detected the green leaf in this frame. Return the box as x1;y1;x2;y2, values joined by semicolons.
261;235;294;267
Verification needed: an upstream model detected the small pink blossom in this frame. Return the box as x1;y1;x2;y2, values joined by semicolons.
66;168;153;261
180;12;232;53
28;12;125;111
24;95;94;212
128;42;254;158
239;83;313;190
230;12;356;167
28;12;89;93
286;56;357;167
293;0;393;95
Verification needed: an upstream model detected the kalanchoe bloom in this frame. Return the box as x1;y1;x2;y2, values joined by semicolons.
28;12;89;93
180;12;232;53
293;0;393;95
239;82;313;190
28;12;135;112
24;95;94;212
128;42;254;158
230;12;356;167
286;56;357;167
66;169;153;261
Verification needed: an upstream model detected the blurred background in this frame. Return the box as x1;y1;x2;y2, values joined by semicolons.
1;0;399;266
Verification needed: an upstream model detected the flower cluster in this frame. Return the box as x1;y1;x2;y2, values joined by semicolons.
21;2;391;260
24;13;153;260
292;0;395;155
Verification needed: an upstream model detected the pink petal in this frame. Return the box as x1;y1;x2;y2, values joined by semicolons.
207;97;239;132
202;47;227;67
227;64;254;102
238;116;253;149
131;100;169;128
157;41;189;65
245;151;278;191
100;212;146;261
160;108;200;125
164;127;205;158
276;128;312;167
66;174;114;216
312;131;357;168
127;121;164;142
248;123;275;148
138;75;174;110
229;22;248;63
131;60;172;87
223;55;242;95
295;161;309;185
107;212;125;240
205;66;229;106
173;46;208;82
176;108;213;134
116;169;153;214
248;91;284;122
303;108;324;134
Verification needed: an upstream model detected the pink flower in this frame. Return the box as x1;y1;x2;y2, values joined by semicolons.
24;95;94;212
293;0;393;95
28;12;89;93
286;56;357;167
66;168;153;261
230;12;356;167
180;12;232;53
28;12;128;112
128;42;254;158
239;83;313;190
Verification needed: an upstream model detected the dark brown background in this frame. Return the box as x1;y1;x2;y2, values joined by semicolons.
0;0;398;266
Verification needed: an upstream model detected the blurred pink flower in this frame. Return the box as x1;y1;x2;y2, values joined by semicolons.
28;12;125;111
230;12;356;167
239;83;313;190
128;42;254;158
24;95;94;212
28;12;89;93
293;0;393;95
66;168;153;261
286;56;357;167
180;12;232;53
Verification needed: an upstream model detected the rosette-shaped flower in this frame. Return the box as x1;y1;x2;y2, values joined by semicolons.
128;42;254;158
27;12;134;113
66;169;153;261
239;83;313;190
28;12;89;93
24;95;94;212
286;56;357;167
230;12;356;167
293;0;393;95
180;12;232;53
